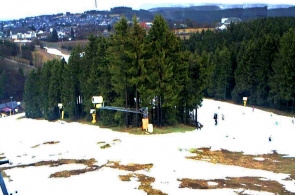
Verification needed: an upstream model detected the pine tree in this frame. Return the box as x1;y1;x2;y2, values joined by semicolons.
108;16;131;126
145;14;182;125
48;59;64;120
40;60;53;118
62;46;83;119
270;29;295;111
127;15;146;126
24;69;42;118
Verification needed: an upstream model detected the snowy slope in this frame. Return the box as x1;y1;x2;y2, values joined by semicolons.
0;99;295;195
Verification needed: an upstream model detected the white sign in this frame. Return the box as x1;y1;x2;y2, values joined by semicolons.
92;96;103;104
243;97;247;101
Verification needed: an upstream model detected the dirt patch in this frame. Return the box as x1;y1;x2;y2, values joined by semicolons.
179;177;289;194
31;144;40;148
106;161;153;172
16;116;26;120
0;153;5;160
187;148;295;180
50;165;101;178
1;158;101;178
0;170;12;181
109;161;166;194
100;144;111;149
31;141;60;148
119;173;167;195
43;141;60;145
113;139;121;142
97;141;106;144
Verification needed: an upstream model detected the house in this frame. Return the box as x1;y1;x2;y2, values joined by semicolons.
0;101;22;116
221;17;242;26
215;23;227;31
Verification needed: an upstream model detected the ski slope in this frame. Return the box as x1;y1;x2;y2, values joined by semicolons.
0;99;295;195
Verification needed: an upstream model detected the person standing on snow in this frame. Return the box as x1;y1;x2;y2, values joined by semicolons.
214;113;218;125
252;106;255;112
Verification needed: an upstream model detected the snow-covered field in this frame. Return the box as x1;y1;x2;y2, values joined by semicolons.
44;47;70;63
1;99;295;195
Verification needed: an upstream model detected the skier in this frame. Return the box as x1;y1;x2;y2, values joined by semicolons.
252;106;255;112
292;117;294;124
222;114;224;120
214;113;218;126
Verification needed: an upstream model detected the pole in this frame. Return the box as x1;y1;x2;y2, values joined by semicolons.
10;96;13;115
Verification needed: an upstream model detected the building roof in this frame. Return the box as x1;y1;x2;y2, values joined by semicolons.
0;101;22;111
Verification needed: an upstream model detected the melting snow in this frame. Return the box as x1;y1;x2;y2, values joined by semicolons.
1;99;295;194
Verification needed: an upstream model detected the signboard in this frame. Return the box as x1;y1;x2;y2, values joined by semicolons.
243;97;247;101
92;96;103;104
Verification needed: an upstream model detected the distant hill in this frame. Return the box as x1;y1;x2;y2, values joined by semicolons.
148;5;295;23
85;4;295;24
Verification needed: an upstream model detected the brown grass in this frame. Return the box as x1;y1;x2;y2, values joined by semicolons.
119;173;167;195
1;158;100;178
43;141;60;145
100;144;111;149
31;141;60;148
109;161;166;194
179;177;288;194
106;161;153;172
187;148;295;180
31;144;40;148
0;153;4;160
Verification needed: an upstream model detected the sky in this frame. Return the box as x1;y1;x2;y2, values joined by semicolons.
0;0;295;21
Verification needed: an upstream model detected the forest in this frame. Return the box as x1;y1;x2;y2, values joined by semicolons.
0;40;33;103
23;16;295;127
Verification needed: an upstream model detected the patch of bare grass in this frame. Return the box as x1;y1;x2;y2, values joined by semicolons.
31;144;40;148
1;158;101;178
187;148;295;180
100;144;111;149
179;177;289;194
43;141;60;145
119;173;167;195
31;141;60;148
50;166;101;178
106;161;153;172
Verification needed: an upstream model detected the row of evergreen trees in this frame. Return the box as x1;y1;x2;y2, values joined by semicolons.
183;17;295;112
24;16;295;127
24;15;207;126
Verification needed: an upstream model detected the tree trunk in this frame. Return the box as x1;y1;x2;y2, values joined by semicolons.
195;106;198;127
151;107;154;125
136;87;139;127
286;101;288;112
292;97;294;114
157;96;160;127
125;84;129;128
160;96;163;126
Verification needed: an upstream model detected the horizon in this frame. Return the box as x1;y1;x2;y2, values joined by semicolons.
1;1;295;21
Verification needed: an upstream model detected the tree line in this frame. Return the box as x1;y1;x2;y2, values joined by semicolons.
183;17;295;112
24;15;206;127
24;16;295;127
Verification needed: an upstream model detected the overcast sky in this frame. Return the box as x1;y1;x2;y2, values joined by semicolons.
0;0;294;21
